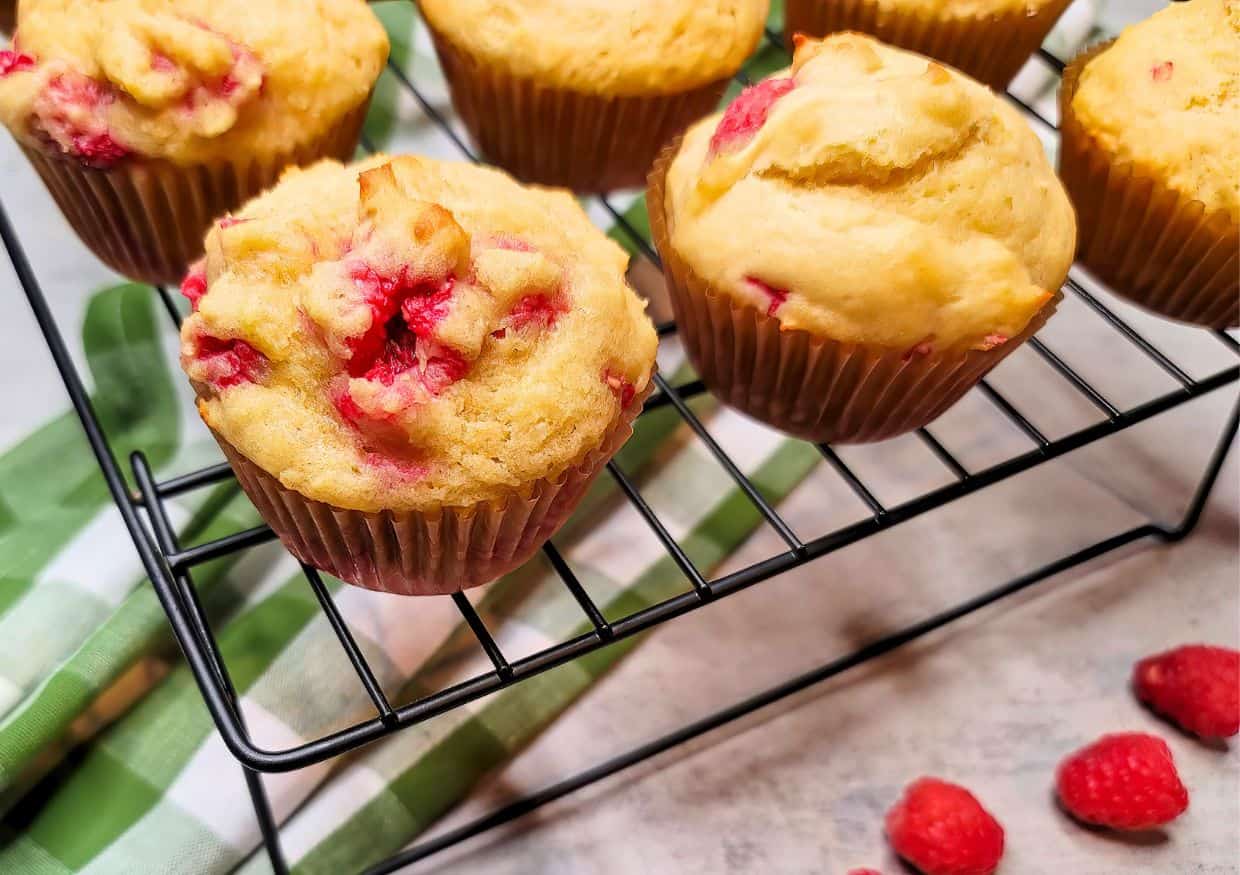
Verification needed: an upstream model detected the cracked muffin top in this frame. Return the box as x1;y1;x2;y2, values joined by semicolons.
662;33;1075;354
418;0;769;95
0;0;387;167
1070;0;1240;223
180;155;657;513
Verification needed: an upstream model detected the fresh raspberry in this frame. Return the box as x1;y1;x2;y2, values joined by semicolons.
709;77;796;157
193;334;267;390
603;369;636;408
847;869;883;875
505;293;568;332
885;778;1004;875
179;262;208;311
0;50;36;76
743;276;788;317
1056;733;1189;830
1134;645;1239;739
1151;61;1174;82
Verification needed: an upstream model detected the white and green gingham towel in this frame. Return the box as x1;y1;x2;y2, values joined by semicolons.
0;1;1099;870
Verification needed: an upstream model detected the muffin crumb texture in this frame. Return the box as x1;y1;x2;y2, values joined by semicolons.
664;32;1076;353
0;0;387;165
418;0;769;95
1071;0;1240;223
182;155;656;513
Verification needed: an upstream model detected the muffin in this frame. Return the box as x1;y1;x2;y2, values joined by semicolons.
180;155;658;596
1059;0;1239;328
784;0;1072;90
0;0;387;285
419;0;769;192
650;33;1075;444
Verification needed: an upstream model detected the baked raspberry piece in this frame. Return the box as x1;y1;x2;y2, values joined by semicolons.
400;277;456;338
364;451;428;482
603;369;636;408
192;334;267;390
506;294;569;332
743;276;788;317
885;777;1004;875
0;50;36;76
346;265;454;368
180;262;208;311
1151;61;1174;82
1056;732;1189;830
709;77;796;157
35;71;130;168
1134;644;1239;739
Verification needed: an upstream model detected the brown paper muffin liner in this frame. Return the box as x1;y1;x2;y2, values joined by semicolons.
784;0;1073;90
1059;42;1239;329
426;24;729;192
0;0;15;34
648;143;1061;444
17;98;370;286
205;386;650;597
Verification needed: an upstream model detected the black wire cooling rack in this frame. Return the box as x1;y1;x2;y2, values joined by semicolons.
2;14;1239;875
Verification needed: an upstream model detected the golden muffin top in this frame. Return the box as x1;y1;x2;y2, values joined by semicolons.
663;33;1075;354
0;0;387;166
419;0;769;95
181;155;657;513
1071;0;1240;223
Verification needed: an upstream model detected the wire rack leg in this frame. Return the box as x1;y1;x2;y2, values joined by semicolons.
130;455;291;875
1156;394;1239;541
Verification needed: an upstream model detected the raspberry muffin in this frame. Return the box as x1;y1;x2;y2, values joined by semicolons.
0;0;387;284
419;0;769;192
1060;0;1239;328
181;155;658;595
650;33;1075;444
784;0;1072;90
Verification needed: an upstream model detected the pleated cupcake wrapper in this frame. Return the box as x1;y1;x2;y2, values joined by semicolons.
18;98;370;286
784;0;1072;90
426;24;728;193
1059;42;1239;329
206;385;649;597
648;143;1060;444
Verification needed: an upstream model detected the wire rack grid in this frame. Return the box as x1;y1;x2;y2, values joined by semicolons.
2;14;1238;875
